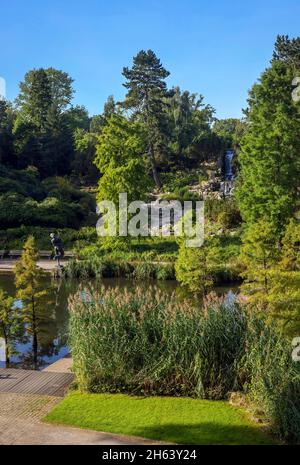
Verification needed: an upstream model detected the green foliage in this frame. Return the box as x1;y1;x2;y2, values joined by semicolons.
205;198;242;229
76;236;178;263
63;258;133;279
175;235;242;292
14;236;54;369
0;193;87;229
0;165;44;199
240;219;300;334
69;289;300;442
132;262;175;280
240;219;279;304
0;168;96;229
72;129;99;182
159;170;204;201
14;67;75;176
166;87;219;169
64;105;90;132
235;58;300;234
217;200;242;230
122;50;170;188
176;244;214;293
235;38;300;332
0;100;16;167
212;118;246;153
155;263;175;280
63;257;175;281
241;316;300;442
161;170;199;193
267;269;300;335
273;34;300;68
95;115;151;203
0;226;97;251
281;219;300;271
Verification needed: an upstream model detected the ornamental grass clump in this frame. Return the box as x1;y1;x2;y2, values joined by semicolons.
63;258;174;280
69;288;246;399
69;288;300;442
63;258;132;279
239;316;300;443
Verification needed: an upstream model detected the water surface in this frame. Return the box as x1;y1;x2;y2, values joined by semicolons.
0;273;237;370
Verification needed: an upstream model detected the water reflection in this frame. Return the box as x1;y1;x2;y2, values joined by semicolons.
0;274;69;370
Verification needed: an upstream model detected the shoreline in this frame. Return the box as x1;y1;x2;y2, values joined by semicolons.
0;259;69;273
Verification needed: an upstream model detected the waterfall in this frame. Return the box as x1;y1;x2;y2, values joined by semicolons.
224;150;234;180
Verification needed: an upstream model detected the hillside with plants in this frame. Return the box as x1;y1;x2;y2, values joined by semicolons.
0;51;245;260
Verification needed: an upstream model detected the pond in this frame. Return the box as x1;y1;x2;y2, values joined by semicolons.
0;273;238;370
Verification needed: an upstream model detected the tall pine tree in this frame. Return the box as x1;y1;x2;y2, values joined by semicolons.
122;50;170;189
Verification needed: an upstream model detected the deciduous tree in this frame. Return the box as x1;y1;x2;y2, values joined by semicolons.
95;115;151;203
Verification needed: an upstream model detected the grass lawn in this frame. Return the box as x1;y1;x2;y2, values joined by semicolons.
44;392;276;445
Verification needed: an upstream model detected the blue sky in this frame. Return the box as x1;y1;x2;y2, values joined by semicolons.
1;0;299;119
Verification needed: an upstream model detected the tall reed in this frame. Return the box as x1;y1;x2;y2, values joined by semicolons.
68;288;300;442
64;258;175;280
69;289;246;399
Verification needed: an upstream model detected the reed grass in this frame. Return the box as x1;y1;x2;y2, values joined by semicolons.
64;258;175;280
68;288;300;442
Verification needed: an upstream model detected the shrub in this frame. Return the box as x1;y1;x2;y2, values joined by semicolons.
175;243;214;293
205;198;242;229
0;165;44;200
0;226;96;250
0;177;27;196
175;235;242;292
132;262;157;279
155;263;175;280
0;168;96;229
161;171;199;193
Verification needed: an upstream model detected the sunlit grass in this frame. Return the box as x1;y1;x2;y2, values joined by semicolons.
44;392;275;445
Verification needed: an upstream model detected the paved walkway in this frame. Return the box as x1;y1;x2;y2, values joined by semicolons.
0;392;158;445
0;259;68;272
42;354;73;373
0;368;74;396
0;356;160;445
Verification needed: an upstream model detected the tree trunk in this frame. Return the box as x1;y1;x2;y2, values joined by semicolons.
32;330;38;370
144;91;162;190
31;296;38;370
149;141;162;189
3;332;10;368
5;346;10;368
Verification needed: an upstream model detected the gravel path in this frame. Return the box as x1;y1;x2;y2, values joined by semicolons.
0;392;158;445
